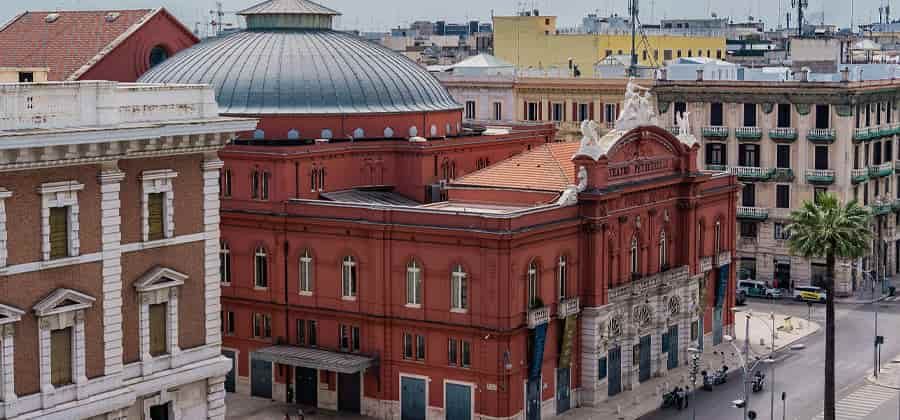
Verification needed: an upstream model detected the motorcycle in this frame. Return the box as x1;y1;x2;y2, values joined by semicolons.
711;365;729;385
751;372;766;392
661;390;680;409
701;371;713;391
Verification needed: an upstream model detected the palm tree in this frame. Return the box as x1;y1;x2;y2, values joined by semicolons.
787;193;871;420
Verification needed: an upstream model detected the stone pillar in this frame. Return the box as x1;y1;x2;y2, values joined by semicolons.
203;157;225;345
74;311;89;401
0;188;10;268
207;375;227;420
1;325;16;416
39;320;52;409
168;288;181;361
99;168;125;377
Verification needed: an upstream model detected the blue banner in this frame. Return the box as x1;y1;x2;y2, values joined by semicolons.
716;264;729;308
530;323;548;380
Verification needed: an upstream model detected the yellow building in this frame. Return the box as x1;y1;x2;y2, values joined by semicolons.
494;15;726;77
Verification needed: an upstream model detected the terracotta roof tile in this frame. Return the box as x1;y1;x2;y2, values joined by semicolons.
0;9;154;80
453;142;580;192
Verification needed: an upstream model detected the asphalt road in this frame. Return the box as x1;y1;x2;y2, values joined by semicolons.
639;297;900;420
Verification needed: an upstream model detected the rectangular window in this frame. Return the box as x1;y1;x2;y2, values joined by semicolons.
255;250;268;288
49;206;69;259
493;102;502;121
578;103;589;121
461;340;471;368
742;183;756;207
340;325;350;351
886;141;894;164
253;313;271;339
690;320;699;341
403;333;413;359
51;327;73;386
664;50;673;60
342;257;357;298
856;104;862;128
776;185;790;209
465;101;476;119
777;103;791;127
147;192;165;241
815;105;830;129
710;103;723;126
251;171;260;199
673;102;687;125
308;320;317;346
451;269;467;310
815;187;828;205
875;142;883;165
738;144;760;167
815;146;829;170
448;338;458;365
740;222;757;239
149;303;167;356
416;334;426;360
261;172;270;200
222;311;235;335
877;103;883;125
774;223;790;240
776;145;790;169
297;319;306;345
743;103;757;127
551;103;563;122
18;72;34;83
605;104;617;123
598;357;608;380
705;143;726;165
866;103;872;126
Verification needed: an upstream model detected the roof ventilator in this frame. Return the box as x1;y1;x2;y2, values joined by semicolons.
44;13;60;23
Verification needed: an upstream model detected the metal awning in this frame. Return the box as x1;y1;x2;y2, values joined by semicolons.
252;346;376;374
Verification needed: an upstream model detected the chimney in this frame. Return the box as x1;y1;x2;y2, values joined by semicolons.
841;67;850;82
696;68;704;81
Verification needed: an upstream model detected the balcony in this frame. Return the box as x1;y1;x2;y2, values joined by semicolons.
807;128;836;144
702;126;730;139
769;127;797;142
716;251;732;267
895;160;900;172
869;162;894;178
805;169;836;185
879;125;896;137
737;206;769;220
706;164;728;172
735;127;762;141
608;265;690;302
699;256;713;273
772;168;794;182
558;297;580;318
729;166;774;181
851;168;869;183
854;127;875;142
527;306;551;329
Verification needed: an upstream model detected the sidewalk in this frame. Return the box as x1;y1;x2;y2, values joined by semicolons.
866;354;900;391
225;393;373;420
559;312;819;420
733;310;820;358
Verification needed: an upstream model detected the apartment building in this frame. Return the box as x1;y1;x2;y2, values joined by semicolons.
0;81;255;419
654;74;900;294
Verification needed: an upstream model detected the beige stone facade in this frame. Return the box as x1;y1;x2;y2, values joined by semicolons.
654;79;900;295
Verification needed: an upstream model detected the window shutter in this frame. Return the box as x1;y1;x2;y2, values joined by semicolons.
598;103;605;122
148;193;164;241
149;303;168;356
572;103;577;121
590;102;595;120
523;102;528;120
51;327;73;386
49;207;69;259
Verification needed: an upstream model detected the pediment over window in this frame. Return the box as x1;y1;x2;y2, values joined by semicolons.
135;266;187;293
0;303;25;325
33;289;95;317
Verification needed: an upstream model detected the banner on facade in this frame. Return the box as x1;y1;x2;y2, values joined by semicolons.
529;323;548;380
558;315;577;368
715;264;729;308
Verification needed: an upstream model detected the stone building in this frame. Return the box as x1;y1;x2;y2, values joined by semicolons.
654;73;900;294
0;81;256;419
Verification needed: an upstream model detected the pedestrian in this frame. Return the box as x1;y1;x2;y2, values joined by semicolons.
675;386;684;410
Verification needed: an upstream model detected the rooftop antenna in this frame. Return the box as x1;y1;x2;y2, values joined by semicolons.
791;0;808;36
628;0;639;77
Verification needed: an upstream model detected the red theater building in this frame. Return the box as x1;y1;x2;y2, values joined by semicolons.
140;1;738;418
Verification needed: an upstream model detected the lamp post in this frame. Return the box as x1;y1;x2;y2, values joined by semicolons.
688;347;701;420
849;262;881;378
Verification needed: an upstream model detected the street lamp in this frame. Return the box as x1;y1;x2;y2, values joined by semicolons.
847;263;882;378
688;347;702;420
723;334;774;420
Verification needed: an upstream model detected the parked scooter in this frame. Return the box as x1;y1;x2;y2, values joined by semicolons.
751;371;766;392
711;365;729;385
661;387;687;410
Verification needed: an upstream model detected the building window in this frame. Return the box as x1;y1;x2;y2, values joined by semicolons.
448;338;458;365
342;256;357;298
299;249;313;294
406;260;423;306
658;231;668;270
140;170;177;242
39;181;83;261
134;267;184;360
261;172;270;200
774;223;790;240
222;311;235;335
220;241;231;284
742;183;756;207
743;103;757;127
493;102;503;121
465;101;476;119
403;333;413;359
526;102;539;121
252;170;260;199
448;339;471;368
739;144;760;167
49;207;70;259
476;157;491;170
740;222;758;239
776;185;790;209
50;327;73;386
777;103;791;127
296;319;318;346
309;167;326;192
253;313;272;339
578;103;589;121
340;325;360;352
815;146;829;170
630;236;639;276
149;303;168;356
18;72;34;83
557;255;568;300
815;105;830;129
673;102;687;125
149;45;169;68
416;334;426;360
254;247;268;288
451;264;468;310
776;145;791;169
441;159;457;181
710;103;724;126
714;221;721;255
527;260;539;308
222;169;232;198
605;103;617;123
705;143;726;166
551;103;564;122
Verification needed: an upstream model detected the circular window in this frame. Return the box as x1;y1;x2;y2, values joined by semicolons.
384;127;394;138
287;129;300;140
149;45;169;68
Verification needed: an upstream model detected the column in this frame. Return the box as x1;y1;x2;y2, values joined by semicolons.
39;320;52;409
74;311;88;401
0;189;10;268
1;325;16;417
207;375;227;420
168;288;181;360
203;157;224;345
99;167;125;376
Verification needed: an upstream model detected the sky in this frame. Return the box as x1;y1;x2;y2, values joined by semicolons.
0;0;892;34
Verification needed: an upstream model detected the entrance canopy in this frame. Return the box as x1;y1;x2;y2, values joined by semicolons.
252;346;375;374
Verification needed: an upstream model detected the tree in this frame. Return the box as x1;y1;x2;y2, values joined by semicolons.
786;193;871;420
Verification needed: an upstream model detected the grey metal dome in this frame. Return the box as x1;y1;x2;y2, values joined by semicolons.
138;28;462;115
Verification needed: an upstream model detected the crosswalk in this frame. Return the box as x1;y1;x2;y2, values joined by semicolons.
812;384;897;420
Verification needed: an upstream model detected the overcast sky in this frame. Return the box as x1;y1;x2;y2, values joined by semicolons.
0;0;889;34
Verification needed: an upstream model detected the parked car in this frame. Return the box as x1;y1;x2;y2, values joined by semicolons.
793;286;827;303
735;289;747;305
738;280;782;299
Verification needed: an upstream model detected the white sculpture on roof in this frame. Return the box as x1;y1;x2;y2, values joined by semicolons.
580;120;602;148
615;78;658;131
676;111;691;137
557;166;589;207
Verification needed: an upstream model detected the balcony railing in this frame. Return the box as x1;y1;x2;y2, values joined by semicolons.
894;160;900;171
735;127;762;140
879;125;895;137
769;127;797;141
699;256;713;273
608;266;690;301
706;164;728;172
716;251;732;267
666;126;682;136
851;168;870;184
737;206;769;220
702;126;730;138
869;162;894;178
527;306;551;329
807;128;836;143
805;169;836;185
558;297;580;318
729;166;774;181
772;168;794;182
854;127;875;141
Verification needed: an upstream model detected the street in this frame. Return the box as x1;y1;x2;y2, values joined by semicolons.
640;296;900;420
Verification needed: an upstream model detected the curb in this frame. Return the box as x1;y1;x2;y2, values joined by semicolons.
865;374;900;390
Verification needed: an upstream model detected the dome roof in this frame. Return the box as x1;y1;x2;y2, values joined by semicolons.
138;27;461;116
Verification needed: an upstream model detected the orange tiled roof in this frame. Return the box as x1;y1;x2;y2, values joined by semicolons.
0;9;155;81
453;142;580;192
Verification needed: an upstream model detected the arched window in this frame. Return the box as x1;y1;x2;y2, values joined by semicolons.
406;259;422;306
557;255;568;300
149;45;169;68
630;236;639;277
714;220;721;256
659;230;668;270
342;256;357;298
299;249;313;293
527;260;539;309
261;172;270;200
251;169;260;199
450;264;467;310
254;247;268;288
221;168;232;198
287;129;300;140
220;240;231;284
253;129;265;140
